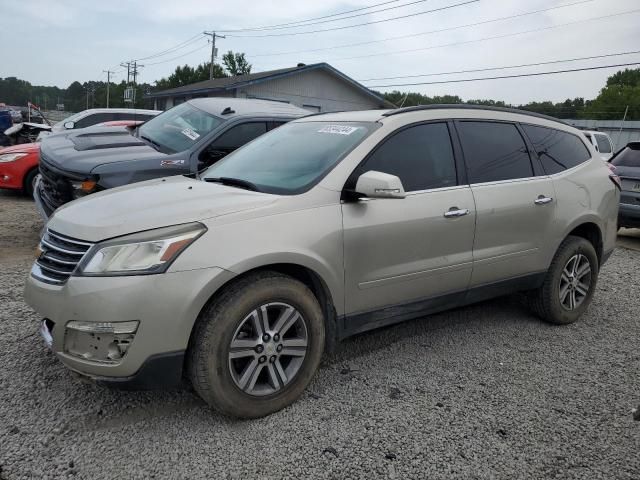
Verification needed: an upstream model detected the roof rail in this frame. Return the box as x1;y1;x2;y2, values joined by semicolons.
381;104;570;126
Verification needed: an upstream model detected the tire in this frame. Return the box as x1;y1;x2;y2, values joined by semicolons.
23;169;39;198
187;271;325;418
528;235;599;325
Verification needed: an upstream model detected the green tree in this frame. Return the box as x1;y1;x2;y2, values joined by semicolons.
582;68;640;120
154;62;226;90
222;51;252;76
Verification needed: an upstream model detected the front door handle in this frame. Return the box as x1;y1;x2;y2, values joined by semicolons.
444;207;470;218
534;196;553;205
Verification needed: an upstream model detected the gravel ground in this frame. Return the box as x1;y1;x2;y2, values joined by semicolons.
0;189;639;480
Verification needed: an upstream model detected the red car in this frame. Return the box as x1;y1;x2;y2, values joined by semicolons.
0;120;144;197
0;143;40;196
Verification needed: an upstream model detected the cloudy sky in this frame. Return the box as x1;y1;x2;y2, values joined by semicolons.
1;0;639;104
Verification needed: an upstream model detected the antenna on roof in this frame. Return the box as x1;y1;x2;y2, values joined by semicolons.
221;107;235;115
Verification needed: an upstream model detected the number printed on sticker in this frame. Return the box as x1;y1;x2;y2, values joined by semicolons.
181;128;200;141
317;125;360;135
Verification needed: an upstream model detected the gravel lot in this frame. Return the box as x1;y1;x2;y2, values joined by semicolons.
1;189;639;480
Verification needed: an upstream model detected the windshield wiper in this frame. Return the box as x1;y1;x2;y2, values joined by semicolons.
204;177;261;192
140;134;163;152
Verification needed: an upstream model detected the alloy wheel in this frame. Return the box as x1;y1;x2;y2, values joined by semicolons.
228;302;308;396
559;254;592;311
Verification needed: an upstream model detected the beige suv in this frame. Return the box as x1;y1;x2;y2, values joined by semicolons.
25;105;619;418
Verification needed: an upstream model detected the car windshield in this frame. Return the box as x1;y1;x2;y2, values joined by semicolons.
138;102;224;154
201;121;377;194
611;145;640;167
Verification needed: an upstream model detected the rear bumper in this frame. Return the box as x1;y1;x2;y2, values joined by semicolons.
619;202;640;228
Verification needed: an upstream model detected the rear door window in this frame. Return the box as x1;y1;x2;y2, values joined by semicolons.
457;121;533;183
358;122;457;191
522;124;591;175
595;134;612;154
75;113;112;128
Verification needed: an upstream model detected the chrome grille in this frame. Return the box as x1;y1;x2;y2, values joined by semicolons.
32;229;94;284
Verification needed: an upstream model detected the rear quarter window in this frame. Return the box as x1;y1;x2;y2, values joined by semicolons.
521;124;591;175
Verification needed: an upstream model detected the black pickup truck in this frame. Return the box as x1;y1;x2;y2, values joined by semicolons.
35;98;308;218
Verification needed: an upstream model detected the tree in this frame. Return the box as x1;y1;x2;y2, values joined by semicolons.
154;62;226;90
222;51;252;76
581;68;640;120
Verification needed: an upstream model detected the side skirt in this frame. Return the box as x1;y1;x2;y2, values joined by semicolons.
338;272;546;340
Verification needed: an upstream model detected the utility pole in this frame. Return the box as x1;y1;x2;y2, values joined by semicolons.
103;69;115;107
203;31;225;79
616;105;629;150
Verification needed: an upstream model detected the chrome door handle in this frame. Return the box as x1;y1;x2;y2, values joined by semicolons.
534;196;553;205
444;208;470;218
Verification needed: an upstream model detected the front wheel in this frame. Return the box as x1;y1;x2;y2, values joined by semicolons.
528;236;599;325
188;272;325;418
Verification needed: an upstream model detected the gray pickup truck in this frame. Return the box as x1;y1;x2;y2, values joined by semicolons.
35;98;308;218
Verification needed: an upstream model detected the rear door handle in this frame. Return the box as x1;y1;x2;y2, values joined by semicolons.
534;196;553;205
444;208;470;218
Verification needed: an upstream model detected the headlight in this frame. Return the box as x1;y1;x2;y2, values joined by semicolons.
70;179;98;198
0;153;28;163
78;223;206;275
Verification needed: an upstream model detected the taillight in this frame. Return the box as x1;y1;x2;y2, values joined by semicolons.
607;163;622;190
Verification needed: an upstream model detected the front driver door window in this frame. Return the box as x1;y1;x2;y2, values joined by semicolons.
198;122;267;170
341;122;476;325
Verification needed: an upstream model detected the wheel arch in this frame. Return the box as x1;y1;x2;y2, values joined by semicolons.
562;219;604;265
190;261;341;354
22;165;39;192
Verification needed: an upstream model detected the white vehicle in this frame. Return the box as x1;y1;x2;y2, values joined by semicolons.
36;108;160;141
582;130;614;161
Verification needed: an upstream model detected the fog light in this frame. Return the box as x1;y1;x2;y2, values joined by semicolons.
64;321;139;363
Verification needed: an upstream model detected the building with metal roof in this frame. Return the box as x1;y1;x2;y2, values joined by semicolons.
145;63;394;113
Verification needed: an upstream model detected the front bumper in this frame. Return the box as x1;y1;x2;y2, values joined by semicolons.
32;175;51;220
25;266;235;384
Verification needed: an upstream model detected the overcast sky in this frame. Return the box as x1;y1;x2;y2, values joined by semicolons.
1;0;639;104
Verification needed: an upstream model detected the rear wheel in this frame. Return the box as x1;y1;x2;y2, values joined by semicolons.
528;236;599;324
23;169;39;198
188;272;325;418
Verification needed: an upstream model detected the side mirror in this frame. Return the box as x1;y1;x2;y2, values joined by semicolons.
355;170;405;199
64;121;75;129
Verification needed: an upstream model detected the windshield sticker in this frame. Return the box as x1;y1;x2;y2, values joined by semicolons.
317;125;360;135
181;128;200;141
160;160;185;166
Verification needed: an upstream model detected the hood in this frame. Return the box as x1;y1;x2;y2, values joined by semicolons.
40;126;163;173
47;175;278;241
0;143;40;154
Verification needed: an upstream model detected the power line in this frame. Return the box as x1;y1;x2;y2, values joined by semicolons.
314;7;640;64
358;50;640;82
225;0;480;38
248;0;593;59
217;0;404;32
365;62;640;88
133;33;206;62
218;0;434;33
145;43;210;66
